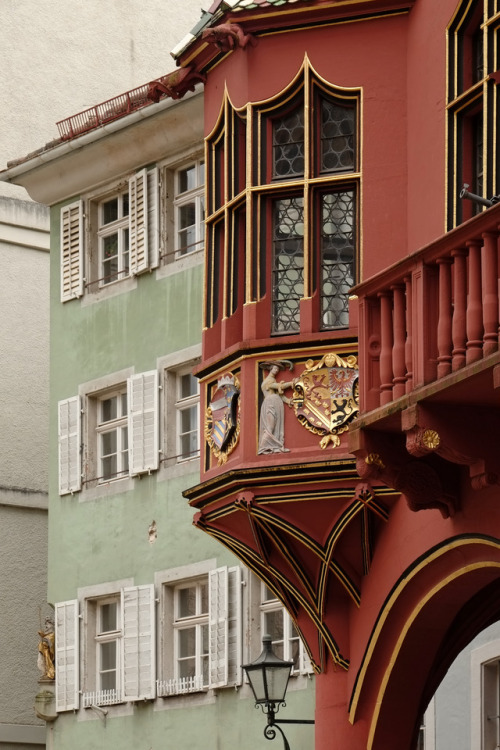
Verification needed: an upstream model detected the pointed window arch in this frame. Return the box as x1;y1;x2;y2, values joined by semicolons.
205;60;361;340
447;0;500;228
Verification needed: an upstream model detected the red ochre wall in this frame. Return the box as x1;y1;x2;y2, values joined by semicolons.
204;1;459;277
313;483;500;750
198;2;500;747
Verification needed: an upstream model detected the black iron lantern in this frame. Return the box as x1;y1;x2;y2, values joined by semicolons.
243;635;314;750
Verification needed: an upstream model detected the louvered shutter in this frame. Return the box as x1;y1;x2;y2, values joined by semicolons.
128;371;159;475
121;585;155;701
209;566;242;688
227;566;242;685
60;201;84;301
129;169;148;275
147;168;159;268
209;567;228;688
58;396;81;495
55;600;79;712
299;643;314;675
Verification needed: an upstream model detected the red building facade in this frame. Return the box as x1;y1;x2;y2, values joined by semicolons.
180;0;500;747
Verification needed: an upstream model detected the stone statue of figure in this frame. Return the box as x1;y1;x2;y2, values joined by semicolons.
258;361;294;454
38;617;55;681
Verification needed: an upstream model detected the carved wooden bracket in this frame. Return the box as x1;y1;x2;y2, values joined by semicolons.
351;427;458;518
201;23;257;52
402;403;499;491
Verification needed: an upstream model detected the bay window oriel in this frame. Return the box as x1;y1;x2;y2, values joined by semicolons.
204;58;360;342
447;0;500;228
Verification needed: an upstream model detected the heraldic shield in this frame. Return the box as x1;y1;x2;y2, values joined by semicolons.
205;373;240;464
292;352;359;449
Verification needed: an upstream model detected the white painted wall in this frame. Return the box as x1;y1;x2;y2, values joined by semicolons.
0;0;204;199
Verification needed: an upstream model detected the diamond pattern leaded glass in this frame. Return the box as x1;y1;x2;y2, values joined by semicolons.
272;196;304;333
321;191;355;330
321;100;355;173
273;108;305;178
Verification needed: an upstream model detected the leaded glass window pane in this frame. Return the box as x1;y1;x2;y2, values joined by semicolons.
321;100;355;173
273;108;305;178
272;197;304;334
321;191;355;330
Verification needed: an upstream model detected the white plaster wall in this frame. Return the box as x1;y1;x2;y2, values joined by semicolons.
430;621;500;750
0;0;204;199
0;198;49;490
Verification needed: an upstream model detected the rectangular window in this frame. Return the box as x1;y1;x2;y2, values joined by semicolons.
97;390;129;482
95;597;121;698
320;190;356;330
260;585;311;674
158;565;242;697
175;160;205;257
272;196;304;334
98;191;130;285
176;370;200;461
73;584;155;709
174;579;209;689
58;370;159;496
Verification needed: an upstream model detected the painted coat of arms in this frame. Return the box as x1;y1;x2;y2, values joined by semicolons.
205;373;241;464
292;352;359;449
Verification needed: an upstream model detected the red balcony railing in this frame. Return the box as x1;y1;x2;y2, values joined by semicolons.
56;79;164;140
354;202;500;413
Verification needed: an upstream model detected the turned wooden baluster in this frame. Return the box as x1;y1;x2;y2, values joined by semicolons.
451;247;467;371
481;231;499;356
404;275;413;392
466;239;484;364
391;284;406;398
436;258;453;378
379;291;394;405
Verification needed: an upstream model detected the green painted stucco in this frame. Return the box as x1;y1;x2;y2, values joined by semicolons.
47;186;315;750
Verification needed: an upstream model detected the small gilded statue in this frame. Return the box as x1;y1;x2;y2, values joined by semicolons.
37;617;55;681
258;360;294;454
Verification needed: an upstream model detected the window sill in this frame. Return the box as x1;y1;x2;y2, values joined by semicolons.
81;275;138;307
157;677;207;697
83;690;122;708
77;475;135;502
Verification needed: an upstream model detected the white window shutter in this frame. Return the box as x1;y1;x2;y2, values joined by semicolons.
121;585;156;701
55;600;80;712
58;396;81;495
147;168;159;269
60;201;84;302
227;566;242;685
209;566;242;689
128;370;159;475
299;643;314;675
129;169;149;275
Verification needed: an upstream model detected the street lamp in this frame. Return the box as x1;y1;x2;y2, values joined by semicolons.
243;635;315;750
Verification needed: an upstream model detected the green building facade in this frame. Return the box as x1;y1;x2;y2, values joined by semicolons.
5;86;314;750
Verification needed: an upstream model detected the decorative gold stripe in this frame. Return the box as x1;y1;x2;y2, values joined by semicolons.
349;536;500;724
367;559;500;749
201;523;349;667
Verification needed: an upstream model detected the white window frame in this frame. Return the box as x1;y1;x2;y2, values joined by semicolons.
96;389;129;483
157;560;242;698
471;637;500;749
93;596;122;703
98;189;130;286
175;368;200;462
174;159;205;259
58;368;159;498
58;579;155;711
158;347;201;473
59;169;160;303
172;578;209;691
418;697;436;750
260;583;312;675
